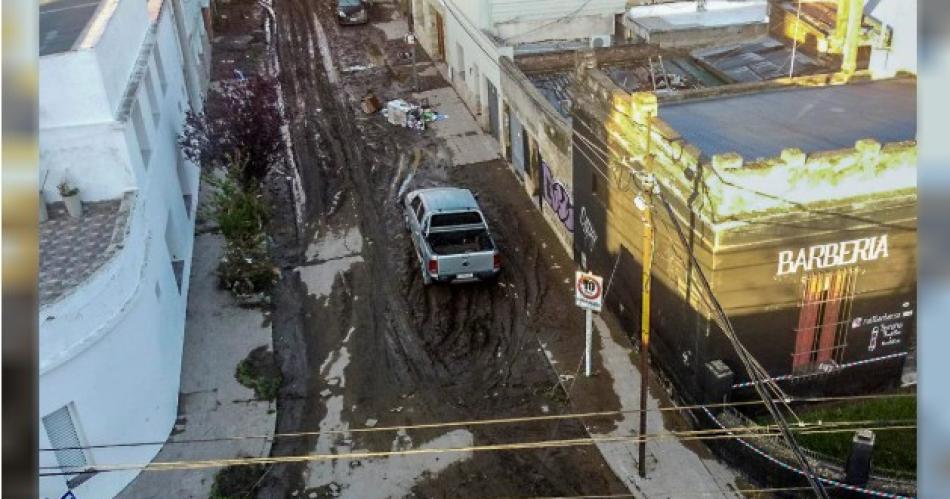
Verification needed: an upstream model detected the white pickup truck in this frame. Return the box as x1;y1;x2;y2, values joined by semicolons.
403;187;501;285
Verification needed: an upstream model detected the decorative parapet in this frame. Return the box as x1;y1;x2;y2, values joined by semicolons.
574;65;916;234
706;139;917;221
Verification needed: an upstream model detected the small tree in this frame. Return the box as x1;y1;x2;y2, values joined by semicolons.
204;156;278;298
180;75;284;187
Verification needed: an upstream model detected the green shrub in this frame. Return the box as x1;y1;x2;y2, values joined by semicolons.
210;464;266;499
790;395;916;474
235;346;282;401
204;158;277;298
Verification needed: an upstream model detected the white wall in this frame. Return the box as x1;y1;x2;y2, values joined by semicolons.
869;0;917;77
39;0;203;497
442;0;513;127
39;52;113;129
490;0;625;43
95;0;150;114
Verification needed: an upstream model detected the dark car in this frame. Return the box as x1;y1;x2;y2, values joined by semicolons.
336;0;369;25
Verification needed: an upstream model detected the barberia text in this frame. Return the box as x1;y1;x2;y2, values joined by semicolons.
776;235;889;276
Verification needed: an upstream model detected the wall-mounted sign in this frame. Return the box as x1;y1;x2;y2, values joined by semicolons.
575;272;604;311
776;234;889;276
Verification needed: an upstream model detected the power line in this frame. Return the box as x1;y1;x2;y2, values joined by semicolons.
39;422;914;476
501;0;596;44
654;188;829;498
571;111;829;495
547;486;817;498
39;392;915;453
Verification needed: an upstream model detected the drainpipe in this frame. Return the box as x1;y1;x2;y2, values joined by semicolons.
170;0;202;112
840;0;864;74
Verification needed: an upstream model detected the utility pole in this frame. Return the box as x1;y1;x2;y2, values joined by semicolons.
634;116;657;479
407;0;419;93
635;176;655;479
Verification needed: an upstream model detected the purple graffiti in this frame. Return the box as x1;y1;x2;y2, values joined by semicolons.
542;161;574;232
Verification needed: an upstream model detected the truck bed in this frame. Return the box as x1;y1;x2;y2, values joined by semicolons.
427;228;494;255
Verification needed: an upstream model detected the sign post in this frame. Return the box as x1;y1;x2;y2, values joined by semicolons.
575;271;604;377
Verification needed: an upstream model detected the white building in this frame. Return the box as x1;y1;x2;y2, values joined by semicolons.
37;0;210;497
412;0;626;138
867;0;917;78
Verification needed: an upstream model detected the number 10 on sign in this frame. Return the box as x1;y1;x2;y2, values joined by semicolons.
576;272;604;377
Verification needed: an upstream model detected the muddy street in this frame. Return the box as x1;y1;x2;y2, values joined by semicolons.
232;0;632;496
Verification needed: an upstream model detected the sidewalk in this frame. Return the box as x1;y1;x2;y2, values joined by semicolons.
540;309;743;498
116;231;277;498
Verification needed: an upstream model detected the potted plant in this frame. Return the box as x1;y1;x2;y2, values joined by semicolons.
58;180;82;218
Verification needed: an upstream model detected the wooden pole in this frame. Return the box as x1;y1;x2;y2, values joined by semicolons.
637;118;656;478
638;193;654;478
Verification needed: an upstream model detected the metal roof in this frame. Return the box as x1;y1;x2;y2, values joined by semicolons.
417;188;479;212
658;78;917;161
40;0;102;56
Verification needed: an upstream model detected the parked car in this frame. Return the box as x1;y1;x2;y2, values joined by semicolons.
336;0;369;25
403;187;501;285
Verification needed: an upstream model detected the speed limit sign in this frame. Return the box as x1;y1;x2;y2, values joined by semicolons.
575;271;604;311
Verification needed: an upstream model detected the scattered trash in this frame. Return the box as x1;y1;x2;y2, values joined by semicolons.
361;93;381;114
381;98;447;131
320;389;332;397
390;406;404;413
365;418;378;428
326;377;340;386
541;405;550;414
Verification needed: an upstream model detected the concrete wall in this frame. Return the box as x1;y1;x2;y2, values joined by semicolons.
426;0;513;130
38;0;204;497
39;52;113;129
95;0;151;114
868;0;917;77
570;66;917;397
630;22;768;49
490;0;626;44
500;56;574;253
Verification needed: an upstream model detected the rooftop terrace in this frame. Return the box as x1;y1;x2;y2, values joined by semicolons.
40;195;131;306
659;78;916;160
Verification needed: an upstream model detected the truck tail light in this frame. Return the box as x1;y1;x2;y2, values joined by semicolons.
493;252;501;271
428;258;438;275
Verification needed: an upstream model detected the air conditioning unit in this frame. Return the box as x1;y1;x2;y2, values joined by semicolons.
590;35;612;49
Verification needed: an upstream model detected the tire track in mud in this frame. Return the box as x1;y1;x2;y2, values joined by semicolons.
263;0;629;496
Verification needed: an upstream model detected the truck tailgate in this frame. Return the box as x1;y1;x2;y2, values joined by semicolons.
437;251;495;278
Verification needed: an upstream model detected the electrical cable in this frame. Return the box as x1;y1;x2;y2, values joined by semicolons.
501;0;595;44
39;392;914;453
39;422;914;476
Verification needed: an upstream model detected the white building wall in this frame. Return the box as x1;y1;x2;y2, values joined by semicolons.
868;0;917;77
95;0;151;114
38;0;204;497
441;0;513;128
490;0;625;43
38;52;113;129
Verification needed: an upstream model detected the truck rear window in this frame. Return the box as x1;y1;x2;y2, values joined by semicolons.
430;211;483;227
428;229;494;255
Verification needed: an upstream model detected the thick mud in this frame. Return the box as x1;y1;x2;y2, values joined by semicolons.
211;0;631;496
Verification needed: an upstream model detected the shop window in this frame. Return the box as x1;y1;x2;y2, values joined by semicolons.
791;268;858;372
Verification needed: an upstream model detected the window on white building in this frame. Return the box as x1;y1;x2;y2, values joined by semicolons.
165;211;184;293
154;45;168;94
456;43;465;81
42;404;94;488
131;100;151;168
177;153;193;218
144;69;160;126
